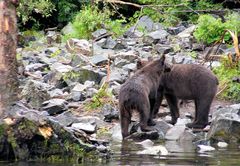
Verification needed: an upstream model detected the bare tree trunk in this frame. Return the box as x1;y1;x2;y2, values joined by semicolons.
0;0;19;116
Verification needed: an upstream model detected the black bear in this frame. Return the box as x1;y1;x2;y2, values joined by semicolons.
137;59;219;129
119;55;168;139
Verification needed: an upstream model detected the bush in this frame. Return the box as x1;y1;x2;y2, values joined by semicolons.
214;58;240;102
17;0;55;28
67;6;127;39
194;12;240;45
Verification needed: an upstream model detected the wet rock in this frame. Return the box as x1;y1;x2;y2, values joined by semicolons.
165;140;195;153
143;30;169;44
154;44;173;55
76;116;106;128
137;16;154;32
96;144;108;153
136;139;154;148
217;141;228;148
48;88;64;98
66;38;91;56
102;37;117;49
167;25;186;35
197;145;215;153
137;145;168;155
207;106;240;142
177;25;196;38
21;80;52;108
126;130;159;141
165;124;186;140
91;54;108;65
42;98;68;115
92;29;108;39
179;130;196;142
71;122;97;134
52;111;79;126
111;124;122;141
153;120;172;139
102;104;119;122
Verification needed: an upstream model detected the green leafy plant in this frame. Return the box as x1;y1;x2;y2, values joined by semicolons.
67;6;127;39
194;12;240;45
17;0;55;26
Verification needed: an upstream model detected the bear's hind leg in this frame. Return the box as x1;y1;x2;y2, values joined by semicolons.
187;98;212;129
165;94;179;124
120;106;131;139
139;102;152;132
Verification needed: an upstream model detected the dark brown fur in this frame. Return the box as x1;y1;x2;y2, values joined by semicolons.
119;56;167;139
137;59;218;129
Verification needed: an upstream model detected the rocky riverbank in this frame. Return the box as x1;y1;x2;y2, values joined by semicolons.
1;15;240;162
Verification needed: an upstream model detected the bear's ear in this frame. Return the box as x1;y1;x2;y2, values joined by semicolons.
160;55;165;65
136;60;143;69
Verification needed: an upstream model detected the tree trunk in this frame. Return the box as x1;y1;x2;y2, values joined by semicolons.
0;0;19;116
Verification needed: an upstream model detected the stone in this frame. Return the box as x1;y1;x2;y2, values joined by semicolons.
52;111;79;126
137;145;168;155
167;25;186;35
122;63;136;72
197;145;215;153
66;38;91;56
95;38;107;47
97;144;108;153
111;124;122;141
137;16;154;32
102;37;117;49
85;88;98;98
165;125;186;140
179;130;196;142
177;25;196;38
102;104;119;122
48;88;64;98
143;30;169;44
61;22;74;35
25;63;47;72
42;99;68;115
71;122;97;134
217;142;228;148
108;68;128;83
113;50;138;62
21;80;52;109
92;29;108;39
126;131;159;141
50;62;73;73
91;54;108;65
207;106;240;142
114;58;129;68
136;139;154;148
124;26;143;38
154;44;173;55
153;120;172;138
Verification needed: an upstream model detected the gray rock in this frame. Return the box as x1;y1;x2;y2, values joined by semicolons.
108;68;128;83
217;141;228;148
126;131;159;141
179;130;196;142
114;58;129;68
52;111;79;126
153;120;172;138
165;140;195;153
85;88;98;98
21;80;52;109
97;144;108;153
113;50;138;62
198;145;215;153
66;38;91;56
207;106;240;142
136;139;154;148
167;25;186;35
165;125;186;140
92;29;108;39
177;25;196;38
44;47;61;55
143;30;169;44
95;38;107;47
91;54;108;65
102;104;119;122
50;62;73;73
25;63;47;72
111;124;122;141
71;91;84;101
71;122;96;134
48;88;64;98
61;22;74;35
154;44;173;55
137;16;154;32
124;26;143;38
102;37;117;49
42;99;68;115
137;145;168;155
122;63;136;72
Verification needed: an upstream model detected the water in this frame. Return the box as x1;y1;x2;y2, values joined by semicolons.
1;141;239;166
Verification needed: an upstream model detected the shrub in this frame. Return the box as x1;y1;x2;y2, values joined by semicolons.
194;12;240;45
67;6;127;39
214;57;240;102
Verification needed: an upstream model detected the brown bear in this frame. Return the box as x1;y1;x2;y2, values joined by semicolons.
119;55;168;139
137;59;219;129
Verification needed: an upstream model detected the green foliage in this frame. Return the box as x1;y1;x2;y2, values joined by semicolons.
194;12;240;45
84;84;113;110
68;6;127;39
132;0;222;27
213;58;240;102
17;0;55;26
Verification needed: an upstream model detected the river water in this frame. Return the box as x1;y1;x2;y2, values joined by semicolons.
1;140;239;166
